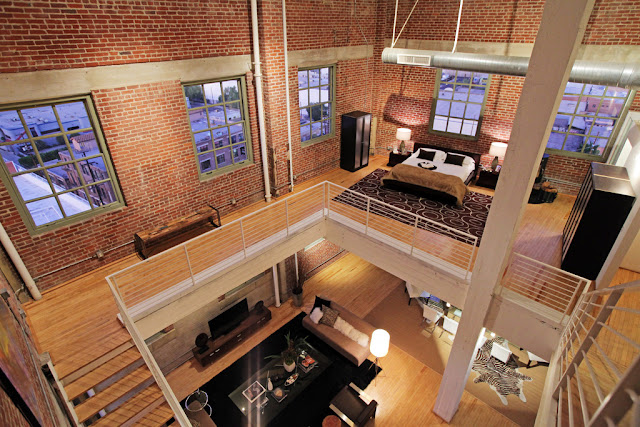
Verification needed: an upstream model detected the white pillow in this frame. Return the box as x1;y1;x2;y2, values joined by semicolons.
462;155;475;167
333;317;370;348
310;307;323;324
413;148;446;162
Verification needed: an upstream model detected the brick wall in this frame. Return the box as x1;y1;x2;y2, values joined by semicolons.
297;239;344;280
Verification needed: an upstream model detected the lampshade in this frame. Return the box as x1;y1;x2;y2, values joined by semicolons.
489;142;508;158
370;329;390;358
396;128;412;141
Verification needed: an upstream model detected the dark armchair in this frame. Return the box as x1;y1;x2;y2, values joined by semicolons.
329;382;377;427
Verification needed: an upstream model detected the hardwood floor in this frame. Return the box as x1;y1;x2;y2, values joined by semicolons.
22;154;639;426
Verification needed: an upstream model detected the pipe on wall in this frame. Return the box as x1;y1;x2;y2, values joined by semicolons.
381;48;640;89
282;0;295;193
272;265;281;307
0;222;41;300
251;0;272;203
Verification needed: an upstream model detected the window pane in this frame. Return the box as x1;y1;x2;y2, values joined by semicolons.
194;131;212;152
464;103;481;120
553;114;571;132
189;108;208;132
301;125;311;142
456;71;471;84
300;109;310;125
26;198;63;226
311;122;322;138
0;110;26;141
581;137;607;155
226;102;242;123
185;85;205;108
309;87;320;104
568;116;587;134
564;134;584;152
216;147;232;168
21;106;61;135
299;90;308;108
565;82;583;95
450;102;465;118
606;86;628;98
590;119;615;138
311;105;322;122
199;152;215;173
233;143;247;162
320;68;329;85
36;136;71;166
14;170;53;201
453;86;469;101
89;181;117;206
55;102;89;131
222;80;240;102
441;70;455;82
435;100;450;116
547;132;566;150
598;98;624;118
461;120;477;136
447;117;462;133
208;106;225;127
583;84;605;96
77;156;107;185
469;86;486;103
433;116;448;131
203;82;222;105
309;69;320;87
213;127;230;148
320;85;329;103
59;190;92;216
8;143;40;170
298;70;308;89
439;84;453;99
322;103;331;119
473;73;489;85
68;131;97;159
230;124;245;144
579;97;600;115
558;97;579;114
322;120;331;135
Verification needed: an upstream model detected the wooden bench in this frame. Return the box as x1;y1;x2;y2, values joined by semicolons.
134;205;221;259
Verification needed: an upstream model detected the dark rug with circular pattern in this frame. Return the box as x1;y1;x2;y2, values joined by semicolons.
337;169;492;245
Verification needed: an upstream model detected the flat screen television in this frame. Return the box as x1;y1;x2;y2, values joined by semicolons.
208;298;249;340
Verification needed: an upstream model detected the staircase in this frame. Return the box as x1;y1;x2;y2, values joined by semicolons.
60;339;175;426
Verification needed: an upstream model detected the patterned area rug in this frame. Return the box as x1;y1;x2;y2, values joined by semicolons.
335;169;492;244
472;338;532;405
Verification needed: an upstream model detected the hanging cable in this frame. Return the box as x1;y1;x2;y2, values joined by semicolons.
391;0;421;48
451;0;464;53
392;0;399;48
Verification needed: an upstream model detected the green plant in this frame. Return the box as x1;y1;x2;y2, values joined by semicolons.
265;331;310;365
578;140;600;155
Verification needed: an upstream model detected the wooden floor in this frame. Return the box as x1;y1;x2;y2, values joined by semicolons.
22;154;640;426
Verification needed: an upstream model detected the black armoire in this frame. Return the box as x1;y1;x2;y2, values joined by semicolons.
340;111;371;172
561;163;636;279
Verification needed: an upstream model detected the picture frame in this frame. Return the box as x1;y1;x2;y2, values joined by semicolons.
242;380;265;403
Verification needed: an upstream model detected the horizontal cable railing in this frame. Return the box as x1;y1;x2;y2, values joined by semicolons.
544;280;640;427
497;252;591;325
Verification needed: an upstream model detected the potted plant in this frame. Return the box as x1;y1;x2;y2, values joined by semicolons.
266;331;310;372
291;274;305;307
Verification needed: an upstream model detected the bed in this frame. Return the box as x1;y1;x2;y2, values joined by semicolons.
381;143;482;206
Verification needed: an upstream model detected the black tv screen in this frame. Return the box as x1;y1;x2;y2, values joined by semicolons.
208;298;249;339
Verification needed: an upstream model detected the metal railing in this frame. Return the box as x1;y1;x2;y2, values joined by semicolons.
108;181;480;315
497;253;592;325
542;280;640;426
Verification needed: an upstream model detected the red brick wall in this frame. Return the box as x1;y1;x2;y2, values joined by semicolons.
297;239;344;279
0;386;30;427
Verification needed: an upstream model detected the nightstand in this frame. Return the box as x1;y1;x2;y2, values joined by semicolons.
387;151;412;167
476;169;500;189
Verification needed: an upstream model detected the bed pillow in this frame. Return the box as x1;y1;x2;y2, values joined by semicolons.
415;148;446;162
319;305;340;327
313;296;331;310
444;153;466;166
417;150;436;161
310;307;324;324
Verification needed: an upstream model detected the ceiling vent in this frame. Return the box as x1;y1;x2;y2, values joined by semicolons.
397;54;432;67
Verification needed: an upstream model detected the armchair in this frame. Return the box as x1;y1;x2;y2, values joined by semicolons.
329;382;377;427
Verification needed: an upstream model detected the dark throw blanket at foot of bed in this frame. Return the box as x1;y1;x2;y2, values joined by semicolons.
337;169;492;244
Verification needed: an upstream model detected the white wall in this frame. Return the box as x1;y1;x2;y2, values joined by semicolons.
620;119;640;272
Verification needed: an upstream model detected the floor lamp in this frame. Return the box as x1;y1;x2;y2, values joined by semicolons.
370;329;390;384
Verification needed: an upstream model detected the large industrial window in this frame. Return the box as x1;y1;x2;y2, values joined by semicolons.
0;96;124;233
430;69;490;139
298;65;335;145
183;77;253;178
546;82;632;159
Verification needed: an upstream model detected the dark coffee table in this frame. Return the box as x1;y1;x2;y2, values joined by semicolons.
228;344;332;426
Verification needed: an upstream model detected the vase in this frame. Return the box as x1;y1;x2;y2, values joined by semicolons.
292;290;303;307
399;140;406;155
283;359;296;372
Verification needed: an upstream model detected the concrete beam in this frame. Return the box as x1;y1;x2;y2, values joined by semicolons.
288;45;374;68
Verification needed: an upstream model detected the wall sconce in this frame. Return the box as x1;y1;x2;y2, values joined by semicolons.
489;142;508;172
396;128;412;155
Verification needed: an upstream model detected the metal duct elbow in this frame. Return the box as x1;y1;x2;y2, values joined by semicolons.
382;47;640;89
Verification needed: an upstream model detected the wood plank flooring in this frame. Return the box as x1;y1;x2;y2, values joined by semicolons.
22;154;640;426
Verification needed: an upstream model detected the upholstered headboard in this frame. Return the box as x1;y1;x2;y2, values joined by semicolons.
413;142;482;183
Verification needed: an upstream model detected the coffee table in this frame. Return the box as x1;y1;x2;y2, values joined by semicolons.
228;344;332;426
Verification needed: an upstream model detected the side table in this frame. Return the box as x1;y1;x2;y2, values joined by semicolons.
387;151;412;167
476;169;500;189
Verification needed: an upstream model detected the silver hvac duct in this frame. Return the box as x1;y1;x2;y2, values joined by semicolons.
382;48;640;89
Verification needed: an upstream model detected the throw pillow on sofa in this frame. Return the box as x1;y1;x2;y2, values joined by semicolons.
319;305;339;327
310;307;323;324
313;296;332;310
333;317;369;348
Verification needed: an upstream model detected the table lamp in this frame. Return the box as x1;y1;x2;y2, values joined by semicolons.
370;329;390;382
396;128;412;155
489;142;508;171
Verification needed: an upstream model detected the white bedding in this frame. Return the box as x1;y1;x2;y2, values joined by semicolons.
402;155;475;182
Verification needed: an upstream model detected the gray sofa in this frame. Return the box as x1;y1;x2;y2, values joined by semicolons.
302;299;376;366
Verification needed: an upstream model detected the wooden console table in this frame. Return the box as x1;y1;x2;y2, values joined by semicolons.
192;307;272;367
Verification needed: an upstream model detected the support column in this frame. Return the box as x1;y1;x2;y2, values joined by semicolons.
433;0;596;421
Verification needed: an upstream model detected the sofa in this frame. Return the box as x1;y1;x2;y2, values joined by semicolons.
302;298;376;366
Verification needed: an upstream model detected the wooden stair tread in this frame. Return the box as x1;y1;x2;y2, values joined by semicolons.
134;402;175;426
91;384;164;426
56;333;132;380
74;365;153;423
65;347;143;400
